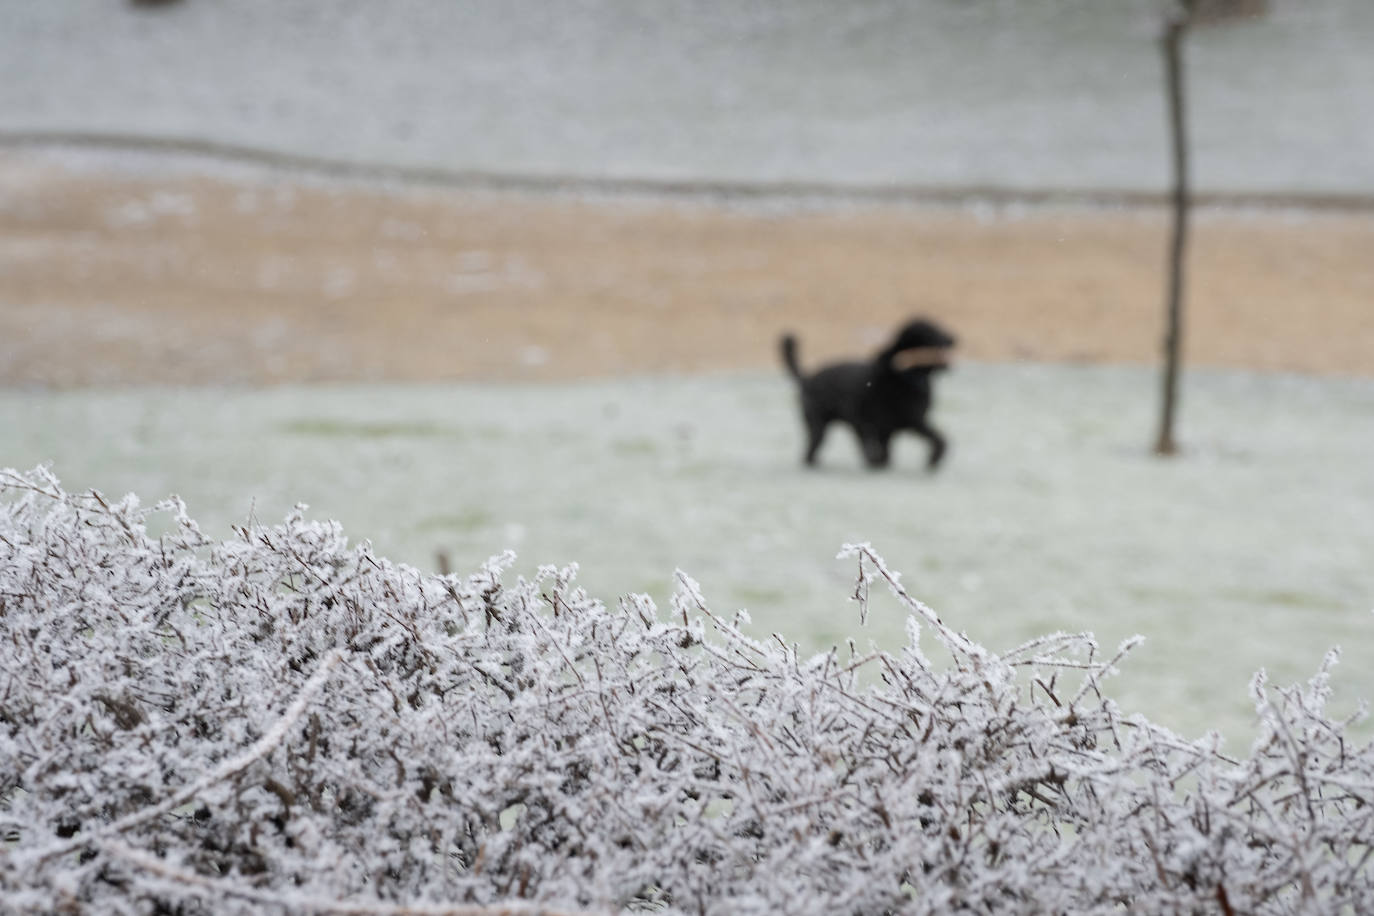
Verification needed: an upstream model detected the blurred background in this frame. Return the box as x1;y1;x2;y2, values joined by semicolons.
2;0;1373;745
5;0;1374;193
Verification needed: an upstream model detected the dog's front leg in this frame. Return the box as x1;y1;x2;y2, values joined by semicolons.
860;435;891;469
913;421;947;470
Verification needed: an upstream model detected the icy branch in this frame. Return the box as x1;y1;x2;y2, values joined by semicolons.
2;468;1371;914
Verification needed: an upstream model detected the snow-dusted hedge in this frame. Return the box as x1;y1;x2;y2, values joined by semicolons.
1;467;1371;915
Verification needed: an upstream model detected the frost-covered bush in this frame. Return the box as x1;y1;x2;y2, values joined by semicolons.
2;467;1372;915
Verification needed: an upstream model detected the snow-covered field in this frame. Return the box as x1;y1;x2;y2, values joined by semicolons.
5;1;1374;195
5;362;1372;748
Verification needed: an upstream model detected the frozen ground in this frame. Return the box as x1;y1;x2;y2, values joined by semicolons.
4;362;1372;748
4;0;1374;195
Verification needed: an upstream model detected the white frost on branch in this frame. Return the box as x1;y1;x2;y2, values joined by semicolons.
1;467;1372;914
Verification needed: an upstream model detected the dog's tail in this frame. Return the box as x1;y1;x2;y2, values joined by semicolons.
780;333;804;381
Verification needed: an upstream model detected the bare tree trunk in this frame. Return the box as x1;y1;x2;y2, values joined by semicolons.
1155;15;1189;457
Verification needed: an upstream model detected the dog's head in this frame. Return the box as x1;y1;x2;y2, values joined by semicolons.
890;318;956;351
883;318;956;371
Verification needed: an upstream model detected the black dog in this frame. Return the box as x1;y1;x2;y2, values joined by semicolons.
780;318;955;471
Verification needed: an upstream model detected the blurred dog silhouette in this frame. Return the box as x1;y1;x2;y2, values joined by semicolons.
780;318;955;471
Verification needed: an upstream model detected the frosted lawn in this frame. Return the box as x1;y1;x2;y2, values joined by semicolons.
8;1;1374;196
3;362;1372;746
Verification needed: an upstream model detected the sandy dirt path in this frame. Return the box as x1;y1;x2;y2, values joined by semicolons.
2;151;1372;386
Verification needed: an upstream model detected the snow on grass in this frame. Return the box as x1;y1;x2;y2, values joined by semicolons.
3;362;1372;746
6;1;1374;196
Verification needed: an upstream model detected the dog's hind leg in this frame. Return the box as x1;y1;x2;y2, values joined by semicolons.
803;413;829;466
913;420;947;470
